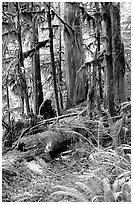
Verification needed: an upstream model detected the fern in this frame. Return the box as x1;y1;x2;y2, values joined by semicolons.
92;195;108;202
49;170;131;202
102;177;111;192
113;171;131;192
49;185;88;202
104;189;115;202
110;117;123;148
75;181;92;197
121;181;131;201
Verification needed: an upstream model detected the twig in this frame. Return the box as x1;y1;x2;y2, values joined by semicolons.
50;6;75;33
68;108;88;124
10;127;31;150
37;112;79;126
10;112;79;150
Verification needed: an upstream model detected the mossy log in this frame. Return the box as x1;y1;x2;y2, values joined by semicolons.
16;130;79;161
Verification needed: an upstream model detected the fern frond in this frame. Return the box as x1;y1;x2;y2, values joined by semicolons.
116;170;131;180
104;189;115;202
86;177;103;194
52;185;78;193
75;182;92;198
102;177;111;193
92;195;108;202
121;181;131;201
49;190;88;202
110;117;123;138
115;156;131;170
114;191;123;201
122;180;131;193
113;177;129;193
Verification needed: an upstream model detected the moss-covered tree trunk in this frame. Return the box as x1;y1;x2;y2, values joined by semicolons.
63;2;87;108
110;3;126;102
32;4;43;115
47;3;60;116
16;2;30;115
95;2;103;101
58;3;64;110
101;3;116;116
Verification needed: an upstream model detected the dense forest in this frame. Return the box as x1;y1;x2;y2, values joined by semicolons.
2;2;131;202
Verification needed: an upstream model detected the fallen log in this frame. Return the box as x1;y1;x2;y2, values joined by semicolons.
16;129;79;161
11;110;86;151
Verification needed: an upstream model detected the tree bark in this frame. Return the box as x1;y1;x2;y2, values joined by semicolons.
101;3;116;116
31;3;43;115
47;3;60;116
6;84;10;124
63;2;87;108
23;40;49;59
110;3;126;102
95;2;103;101
16;2;30;115
58;3;64;110
17;130;78;159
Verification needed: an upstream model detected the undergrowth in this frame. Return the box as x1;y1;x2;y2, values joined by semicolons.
49;146;131;202
2;102;131;202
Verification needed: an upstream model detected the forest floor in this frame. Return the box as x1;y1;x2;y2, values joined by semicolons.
2;140;96;202
2;102;131;202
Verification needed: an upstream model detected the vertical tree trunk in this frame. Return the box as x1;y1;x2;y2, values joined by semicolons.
95;2;103;101
58;3;64;110
47;3;60;116
110;3;126;102
16;2;30;115
92;50;97;110
101;3;116;116
32;4;43;115
63;2;87;108
6;84;10;124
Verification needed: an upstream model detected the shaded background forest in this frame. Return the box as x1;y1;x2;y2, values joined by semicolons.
2;2;131;122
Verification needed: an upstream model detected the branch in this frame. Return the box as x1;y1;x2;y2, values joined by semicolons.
2;11;18;33
25;113;79;132
23;39;49;59
2;30;17;37
2;120;11;130
11;112;78;151
21;10;45;15
50;6;75;33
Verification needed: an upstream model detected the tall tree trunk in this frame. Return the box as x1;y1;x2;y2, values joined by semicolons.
6;84;10;124
16;2;30;115
95;2;103;101
63;2;87;108
47;3;60;116
58;3;64;110
32;4;43;115
110;3;126;102
101;3;116;116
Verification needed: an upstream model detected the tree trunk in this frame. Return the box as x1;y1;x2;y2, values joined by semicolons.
92;51;97;109
32;4;43;115
6;84;10;124
16;2;30;115
63;2;87;108
110;3;126;102
95;2;103;101
47;3;60;116
58;3;64;110
101;3;116;116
